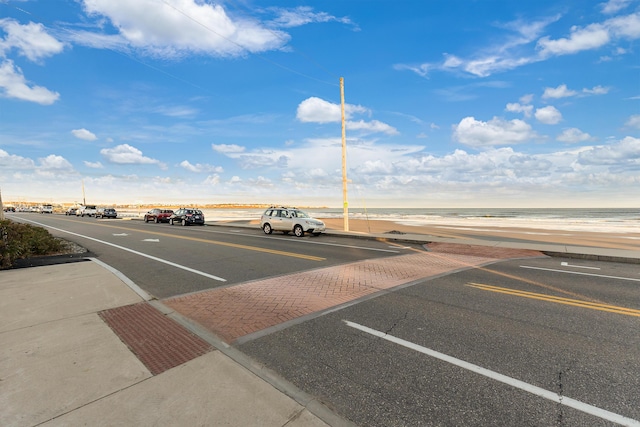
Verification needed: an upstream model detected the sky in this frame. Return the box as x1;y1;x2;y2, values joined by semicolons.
0;0;639;209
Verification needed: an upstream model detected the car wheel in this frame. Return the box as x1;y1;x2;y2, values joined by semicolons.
294;225;304;237
182;219;187;226
154;217;159;224
262;223;272;234
313;232;321;236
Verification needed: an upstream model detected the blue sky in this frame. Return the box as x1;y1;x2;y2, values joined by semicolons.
1;0;639;208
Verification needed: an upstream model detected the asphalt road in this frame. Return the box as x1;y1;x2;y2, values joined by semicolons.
11;213;418;298
11;213;640;426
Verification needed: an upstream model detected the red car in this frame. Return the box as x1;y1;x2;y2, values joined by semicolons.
144;208;174;223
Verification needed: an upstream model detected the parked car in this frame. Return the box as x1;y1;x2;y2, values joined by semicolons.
260;206;325;237
76;205;97;217
96;207;117;219
40;204;53;214
168;208;205;226
144;208;174;223
65;207;78;216
3;206;16;212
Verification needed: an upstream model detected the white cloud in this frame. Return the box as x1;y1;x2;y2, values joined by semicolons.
72;128;98;141
38;154;74;171
577;136;640;166
0;149;35;169
542;84;577;99
543;84;610;99
557;128;594;143
212;144;245;154
100;144;164;167
505;102;533;117
79;0;289;58
600;0;632;14
535;106;562;124
269;6;357;29
0;60;60;104
625;114;640;129
296;97;396;134
537;23;610;56
84;160;104;168
347;120;398;135
453;116;537;147
179;160;223;173
0;19;66;62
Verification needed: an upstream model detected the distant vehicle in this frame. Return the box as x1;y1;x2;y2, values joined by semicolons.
3;206;16;212
96;207;117;219
169;208;205;226
144;208;174;223
260;206;325;237
76;205;97;217
65;207;78;216
40;204;53;214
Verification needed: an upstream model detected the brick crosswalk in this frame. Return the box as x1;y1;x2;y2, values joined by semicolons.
164;246;543;343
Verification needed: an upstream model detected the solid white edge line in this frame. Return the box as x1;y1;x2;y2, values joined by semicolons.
18;218;227;282
344;320;640;427
521;265;640;282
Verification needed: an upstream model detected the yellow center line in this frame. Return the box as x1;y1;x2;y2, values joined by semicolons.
466;283;640;317
65;219;326;262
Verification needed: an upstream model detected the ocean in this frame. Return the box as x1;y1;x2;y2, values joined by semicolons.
195;207;639;234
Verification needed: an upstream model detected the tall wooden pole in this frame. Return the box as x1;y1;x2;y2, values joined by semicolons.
340;77;349;231
0;188;5;220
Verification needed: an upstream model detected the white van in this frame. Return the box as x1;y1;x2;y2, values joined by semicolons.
40;204;53;214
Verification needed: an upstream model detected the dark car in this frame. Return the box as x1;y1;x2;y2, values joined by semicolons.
144;208;174;223
169;208;205;226
96;207;117;219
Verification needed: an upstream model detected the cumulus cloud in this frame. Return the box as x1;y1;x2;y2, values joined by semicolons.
535;106;562;124
557;128;594;143
0;19;66;62
625;114;640;129
542;84;577;99
453;116;537;147
600;0;633;14
78;0;289;58
0;60;60;104
296;97;397;135
212;144;245;154
72;128;98;141
577;136;640;167
505;102;533;117
39;154;73;170
0;149;36;169
84;160;104;168
100;144;164;167
179;160;223;173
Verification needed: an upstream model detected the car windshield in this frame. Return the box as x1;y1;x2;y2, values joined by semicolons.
292;210;310;218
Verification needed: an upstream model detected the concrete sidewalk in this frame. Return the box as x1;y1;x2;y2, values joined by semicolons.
0;259;343;427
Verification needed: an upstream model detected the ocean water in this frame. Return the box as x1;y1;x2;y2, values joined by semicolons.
195;207;640;234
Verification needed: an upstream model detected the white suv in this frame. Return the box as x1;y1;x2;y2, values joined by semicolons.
76;205;97;217
260;206;326;237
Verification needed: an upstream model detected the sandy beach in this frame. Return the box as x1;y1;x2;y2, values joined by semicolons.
317;218;640;252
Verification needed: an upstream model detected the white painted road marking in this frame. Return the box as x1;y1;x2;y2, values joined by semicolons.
521;265;640;282
19;218;226;282
344;321;640;427
561;261;600;270
113;233;129;236
142;239;160;242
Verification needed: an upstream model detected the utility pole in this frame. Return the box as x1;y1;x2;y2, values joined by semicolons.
0;188;4;220
340;77;349;231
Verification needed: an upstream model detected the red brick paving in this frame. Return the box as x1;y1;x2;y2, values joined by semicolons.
164;247;543;343
99;302;213;375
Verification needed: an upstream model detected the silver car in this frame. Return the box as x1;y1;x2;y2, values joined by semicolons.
260;207;325;237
